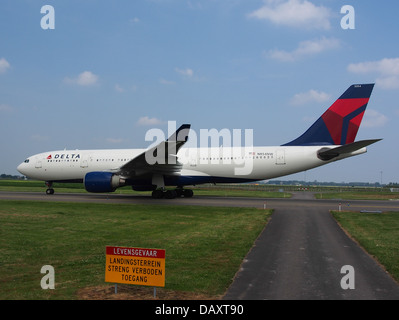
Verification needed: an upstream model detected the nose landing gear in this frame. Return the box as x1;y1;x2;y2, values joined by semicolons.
45;181;54;195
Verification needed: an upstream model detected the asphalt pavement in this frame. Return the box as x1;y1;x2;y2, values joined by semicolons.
223;192;399;299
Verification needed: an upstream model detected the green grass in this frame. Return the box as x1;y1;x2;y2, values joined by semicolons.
0;180;86;193
188;188;291;198
0;200;271;300
0;179;291;198
316;191;399;200
332;211;399;282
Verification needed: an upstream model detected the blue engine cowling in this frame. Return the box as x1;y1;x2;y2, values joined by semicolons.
84;172;125;193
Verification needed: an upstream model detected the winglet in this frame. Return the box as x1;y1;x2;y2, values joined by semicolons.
284;84;375;146
119;124;191;174
167;124;191;143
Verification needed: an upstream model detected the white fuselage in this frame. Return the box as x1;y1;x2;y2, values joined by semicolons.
17;145;366;185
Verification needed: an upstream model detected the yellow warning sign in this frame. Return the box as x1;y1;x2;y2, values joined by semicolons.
105;246;165;287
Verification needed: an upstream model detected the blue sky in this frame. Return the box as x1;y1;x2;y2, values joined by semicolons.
1;0;398;183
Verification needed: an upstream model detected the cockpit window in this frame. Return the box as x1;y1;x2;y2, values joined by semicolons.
24;159;29;163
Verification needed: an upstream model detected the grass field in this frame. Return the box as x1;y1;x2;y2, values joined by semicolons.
0;200;271;300
2;180;398;200
332;211;399;283
317;191;399;200
0;180;291;198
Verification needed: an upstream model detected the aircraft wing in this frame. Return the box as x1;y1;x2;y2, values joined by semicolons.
118;124;191;177
318;139;381;161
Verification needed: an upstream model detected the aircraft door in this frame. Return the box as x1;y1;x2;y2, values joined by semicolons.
275;149;286;165
189;153;197;167
80;155;89;168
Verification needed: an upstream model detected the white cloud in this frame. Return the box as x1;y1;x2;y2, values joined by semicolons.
268;37;340;62
175;68;194;77
76;71;98;86
290;89;331;106
115;84;138;92
64;71;99;86
362;109;388;128
159;78;175;85
347;58;399;90
347;58;399;75
248;0;332;30
137;116;163;126
0;104;13;113
0;58;10;74
115;84;124;92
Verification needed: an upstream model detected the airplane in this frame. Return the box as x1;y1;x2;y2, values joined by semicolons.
17;84;381;199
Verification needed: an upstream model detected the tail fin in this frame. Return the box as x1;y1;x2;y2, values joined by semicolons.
283;84;375;146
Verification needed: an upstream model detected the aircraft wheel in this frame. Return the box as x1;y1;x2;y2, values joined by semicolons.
45;181;54;194
175;188;184;197
164;190;177;199
152;190;164;199
183;189;194;198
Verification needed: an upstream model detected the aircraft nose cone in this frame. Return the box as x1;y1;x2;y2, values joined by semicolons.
17;163;25;175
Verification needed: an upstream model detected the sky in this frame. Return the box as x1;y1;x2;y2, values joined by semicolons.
1;0;398;184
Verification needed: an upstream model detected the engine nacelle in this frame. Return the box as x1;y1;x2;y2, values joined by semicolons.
84;172;125;193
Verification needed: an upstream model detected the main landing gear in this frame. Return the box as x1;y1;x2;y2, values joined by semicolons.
151;188;194;199
45;181;55;195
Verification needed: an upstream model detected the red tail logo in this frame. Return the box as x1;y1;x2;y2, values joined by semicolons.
283;84;374;146
321;98;369;145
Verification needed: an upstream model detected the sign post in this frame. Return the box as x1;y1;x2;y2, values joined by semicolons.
105;246;165;294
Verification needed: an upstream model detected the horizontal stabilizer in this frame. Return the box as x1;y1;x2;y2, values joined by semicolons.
317;139;381;161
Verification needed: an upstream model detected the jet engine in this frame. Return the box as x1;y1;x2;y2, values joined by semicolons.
84;172;125;193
